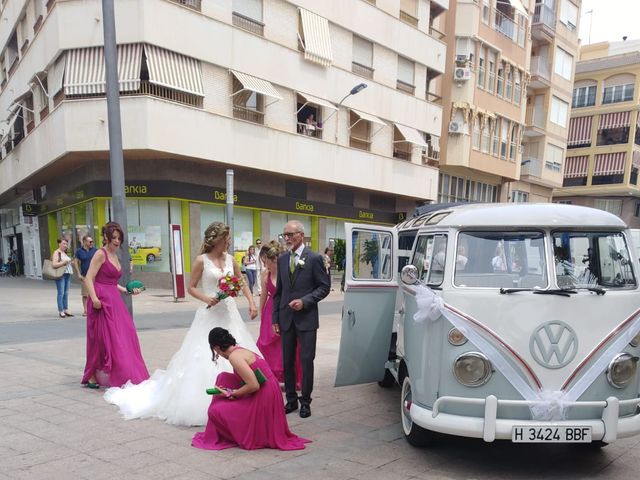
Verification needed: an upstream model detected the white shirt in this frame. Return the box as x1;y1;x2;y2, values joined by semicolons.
291;244;305;265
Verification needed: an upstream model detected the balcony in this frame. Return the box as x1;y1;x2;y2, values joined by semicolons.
529;56;551;88
521;157;542;177
352;61;374;80
167;0;201;11
400;10;419;27
0;98;439;201
493;9;525;46
524;106;545;136
531;3;556;42
232;12;264;36
396;79;415;95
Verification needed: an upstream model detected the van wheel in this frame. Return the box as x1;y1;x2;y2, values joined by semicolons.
401;375;435;447
378;369;396;388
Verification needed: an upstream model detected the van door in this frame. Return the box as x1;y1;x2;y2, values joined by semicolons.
335;223;397;387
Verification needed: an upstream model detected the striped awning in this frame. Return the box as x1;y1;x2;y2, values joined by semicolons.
49;54;66;97
64;44;143;96
567;116;592;146
230;70;282;104
64;47;105;95
296;92;337;112
633;151;640;169
594;152;626;176
598;111;631;130
350;109;386;127
564;156;588;178
298;9;333;67
394;123;428;147
145;44;203;96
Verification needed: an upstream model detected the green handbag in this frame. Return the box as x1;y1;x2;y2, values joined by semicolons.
126;280;146;293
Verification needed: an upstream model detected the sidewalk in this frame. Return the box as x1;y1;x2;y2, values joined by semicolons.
0;276;345;325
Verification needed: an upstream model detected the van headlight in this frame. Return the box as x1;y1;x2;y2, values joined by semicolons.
630;333;640;348
453;352;492;387
606;353;639;389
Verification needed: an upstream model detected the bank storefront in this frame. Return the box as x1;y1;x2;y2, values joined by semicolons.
36;180;401;286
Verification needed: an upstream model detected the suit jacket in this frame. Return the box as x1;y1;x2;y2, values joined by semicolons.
272;246;331;331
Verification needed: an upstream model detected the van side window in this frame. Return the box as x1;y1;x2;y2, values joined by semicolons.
351;230;393;280
552;231;636;289
412;234;447;286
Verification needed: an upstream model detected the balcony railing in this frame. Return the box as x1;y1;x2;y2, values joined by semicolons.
63;81;204;108
526;106;545;128
232;12;264;36
393;149;411;160
233;105;264;124
352;61;374;79
493;9;525;45
396;79;415;95
350;136;371;151
530;56;550;81
426;91;442;104
521;158;542;177
167;0;201;11
400;10;419;27
429;25;446;40
532;3;556;30
297;122;322;139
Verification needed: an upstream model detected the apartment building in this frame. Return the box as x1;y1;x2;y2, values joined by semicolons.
518;0;580;202
554;40;640;228
0;0;447;283
439;0;579;204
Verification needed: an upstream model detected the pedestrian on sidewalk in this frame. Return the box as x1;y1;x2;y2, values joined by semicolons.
51;238;74;318
243;245;258;294
74;235;97;316
255;238;263;296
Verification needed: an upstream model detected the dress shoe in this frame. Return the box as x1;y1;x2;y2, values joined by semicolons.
284;401;299;414
299;404;311;418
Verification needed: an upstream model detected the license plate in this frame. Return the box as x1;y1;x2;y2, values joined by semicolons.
512;426;592;443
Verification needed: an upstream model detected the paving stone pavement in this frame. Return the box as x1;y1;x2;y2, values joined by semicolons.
2;277;640;479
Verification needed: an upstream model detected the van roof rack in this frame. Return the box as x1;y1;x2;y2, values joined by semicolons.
410;202;474;218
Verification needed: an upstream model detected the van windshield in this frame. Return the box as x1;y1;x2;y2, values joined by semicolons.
552;231;636;289
454;231;548;289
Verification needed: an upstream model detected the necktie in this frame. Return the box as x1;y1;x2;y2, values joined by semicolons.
289;252;296;274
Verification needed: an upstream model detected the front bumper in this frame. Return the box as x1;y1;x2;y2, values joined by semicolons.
411;395;640;443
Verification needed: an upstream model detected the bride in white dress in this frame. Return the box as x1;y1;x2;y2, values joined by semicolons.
104;222;258;426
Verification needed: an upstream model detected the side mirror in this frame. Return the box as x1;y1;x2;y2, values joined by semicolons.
400;265;419;285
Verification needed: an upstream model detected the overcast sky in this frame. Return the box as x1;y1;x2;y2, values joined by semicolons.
578;0;640;44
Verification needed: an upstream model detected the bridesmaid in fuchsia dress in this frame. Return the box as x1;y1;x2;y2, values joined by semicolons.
82;222;149;388
192;327;309;451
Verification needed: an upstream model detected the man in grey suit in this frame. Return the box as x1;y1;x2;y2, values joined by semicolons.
272;220;330;418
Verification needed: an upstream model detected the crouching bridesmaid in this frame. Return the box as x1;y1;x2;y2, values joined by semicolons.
192;327;309;451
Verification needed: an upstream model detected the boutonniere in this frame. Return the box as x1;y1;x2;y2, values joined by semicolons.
297;258;306;268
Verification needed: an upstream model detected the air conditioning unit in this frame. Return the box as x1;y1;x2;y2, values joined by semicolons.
449;121;463;134
454;67;472;81
455;54;469;65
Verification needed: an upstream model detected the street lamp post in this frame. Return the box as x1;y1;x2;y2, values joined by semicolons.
334;83;368;142
101;0;131;312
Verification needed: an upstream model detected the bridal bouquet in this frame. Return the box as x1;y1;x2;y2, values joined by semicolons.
207;274;243;309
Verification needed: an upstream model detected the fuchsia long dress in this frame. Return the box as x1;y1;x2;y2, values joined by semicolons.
81;248;149;387
256;272;302;386
192;348;309;451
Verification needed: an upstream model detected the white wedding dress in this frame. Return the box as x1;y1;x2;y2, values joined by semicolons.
104;253;258;426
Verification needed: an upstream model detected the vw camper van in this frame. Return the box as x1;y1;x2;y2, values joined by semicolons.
335;203;640;446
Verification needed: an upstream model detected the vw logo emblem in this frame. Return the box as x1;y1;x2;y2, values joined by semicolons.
529;321;578;369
